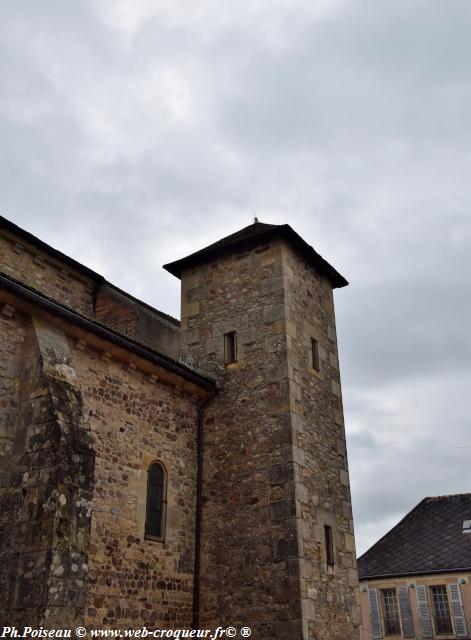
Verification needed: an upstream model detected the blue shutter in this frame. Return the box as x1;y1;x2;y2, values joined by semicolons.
448;583;468;638
367;588;383;639
398;585;415;638
416;585;433;639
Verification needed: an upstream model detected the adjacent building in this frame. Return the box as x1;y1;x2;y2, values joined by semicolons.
358;494;471;640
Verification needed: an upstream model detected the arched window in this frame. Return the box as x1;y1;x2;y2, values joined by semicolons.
145;462;167;540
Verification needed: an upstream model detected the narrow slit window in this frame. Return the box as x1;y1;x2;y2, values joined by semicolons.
145;462;166;540
311;338;320;371
324;525;335;567
224;331;237;364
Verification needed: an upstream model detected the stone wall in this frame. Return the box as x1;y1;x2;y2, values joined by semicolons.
179;237;360;639
72;342;200;628
0;231;95;316
0;298;201;628
95;285;180;359
0;306;26;470
180;240;300;638
0;229;180;360
0;307;27;621
0;313;95;627
282;243;361;638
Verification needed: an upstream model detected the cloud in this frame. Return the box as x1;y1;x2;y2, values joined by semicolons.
0;0;469;554
349;370;471;554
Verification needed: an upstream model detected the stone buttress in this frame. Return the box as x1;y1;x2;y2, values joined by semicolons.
0;316;94;627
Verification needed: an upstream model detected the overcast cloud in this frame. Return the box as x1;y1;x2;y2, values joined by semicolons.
1;0;470;554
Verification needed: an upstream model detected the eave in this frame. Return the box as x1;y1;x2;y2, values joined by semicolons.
0;272;215;398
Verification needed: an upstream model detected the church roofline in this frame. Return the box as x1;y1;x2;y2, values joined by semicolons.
0;214;180;326
0;213;104;283
163;221;349;288
0;271;215;392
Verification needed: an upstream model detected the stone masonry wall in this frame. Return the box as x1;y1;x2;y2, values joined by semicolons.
180;237;360;640
0;307;26;471
0;312;95;628
180;239;303;639
0;230;180;360
0;299;200;629
0;308;27;621
72;342;200;628
0;232;95;316
282;244;361;639
95;285;180;360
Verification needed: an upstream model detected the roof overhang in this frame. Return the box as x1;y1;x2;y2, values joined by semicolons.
359;566;471;581
164;223;348;288
0;272;215;396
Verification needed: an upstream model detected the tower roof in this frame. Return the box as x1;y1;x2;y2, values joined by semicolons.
163;221;348;288
358;494;471;580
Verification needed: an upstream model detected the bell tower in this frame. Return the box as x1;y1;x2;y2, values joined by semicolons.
164;222;361;640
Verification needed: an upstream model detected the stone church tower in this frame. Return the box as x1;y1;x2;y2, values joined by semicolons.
165;222;360;639
0;216;360;639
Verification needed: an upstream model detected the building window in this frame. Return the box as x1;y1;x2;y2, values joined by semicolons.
145;462;167;540
224;331;237;364
311;338;319;371
381;588;401;635
430;585;453;634
324;525;335;567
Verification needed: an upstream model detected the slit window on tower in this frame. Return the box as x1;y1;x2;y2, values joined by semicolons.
145;461;166;540
224;331;237;364
324;525;335;567
311;338;320;371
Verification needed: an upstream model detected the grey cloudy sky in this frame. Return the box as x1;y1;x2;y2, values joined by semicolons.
1;0;470;554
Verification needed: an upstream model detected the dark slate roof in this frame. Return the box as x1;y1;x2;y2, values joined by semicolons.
163;221;348;288
358;494;471;580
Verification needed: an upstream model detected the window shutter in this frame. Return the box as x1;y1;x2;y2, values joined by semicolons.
367;588;383;639
416;585;433;639
448;583;468;638
398;585;415;638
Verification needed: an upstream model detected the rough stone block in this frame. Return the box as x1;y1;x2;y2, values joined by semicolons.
277;536;298;560
269;499;296;521
269;463;292;486
331;380;342;397
263;305;285;323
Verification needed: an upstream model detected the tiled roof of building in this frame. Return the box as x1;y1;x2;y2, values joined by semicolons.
358;494;471;580
163;221;348;288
